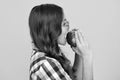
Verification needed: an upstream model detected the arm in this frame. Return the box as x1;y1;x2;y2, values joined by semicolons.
72;29;93;80
72;53;83;80
82;53;93;80
72;47;93;80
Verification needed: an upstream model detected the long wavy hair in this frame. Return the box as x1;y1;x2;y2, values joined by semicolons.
28;4;73;77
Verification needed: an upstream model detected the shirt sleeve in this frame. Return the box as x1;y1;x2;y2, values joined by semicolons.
34;57;72;80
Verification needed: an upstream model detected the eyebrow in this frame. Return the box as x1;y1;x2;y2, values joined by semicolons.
63;18;67;21
63;18;68;23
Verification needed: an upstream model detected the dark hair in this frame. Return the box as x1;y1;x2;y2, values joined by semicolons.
29;4;73;76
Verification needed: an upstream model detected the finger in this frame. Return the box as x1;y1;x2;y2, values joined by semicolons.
77;30;88;46
76;30;85;46
75;30;82;48
77;30;89;47
71;47;81;55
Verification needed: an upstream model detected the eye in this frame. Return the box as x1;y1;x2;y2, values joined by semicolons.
62;18;69;27
63;22;66;26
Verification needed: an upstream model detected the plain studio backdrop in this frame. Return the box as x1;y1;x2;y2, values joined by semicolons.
0;0;120;80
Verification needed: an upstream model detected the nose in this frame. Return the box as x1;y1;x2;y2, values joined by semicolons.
67;24;69;31
62;18;70;30
65;19;69;27
66;21;70;31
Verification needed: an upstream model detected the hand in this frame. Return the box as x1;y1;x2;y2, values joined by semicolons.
71;29;92;57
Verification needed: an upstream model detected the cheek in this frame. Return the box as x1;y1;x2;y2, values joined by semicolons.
57;27;69;45
62;25;69;32
57;34;66;45
63;27;68;34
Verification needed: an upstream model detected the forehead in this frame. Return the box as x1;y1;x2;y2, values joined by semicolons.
62;15;68;23
62;14;66;20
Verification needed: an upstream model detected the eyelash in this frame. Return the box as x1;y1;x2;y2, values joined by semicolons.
63;23;66;26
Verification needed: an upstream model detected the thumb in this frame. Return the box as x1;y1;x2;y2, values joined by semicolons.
71;46;81;56
71;46;76;52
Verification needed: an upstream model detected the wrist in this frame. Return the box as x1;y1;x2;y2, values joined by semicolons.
75;50;93;58
81;53;93;65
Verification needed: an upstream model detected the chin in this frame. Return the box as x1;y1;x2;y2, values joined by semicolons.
57;36;67;45
62;42;66;45
58;40;66;45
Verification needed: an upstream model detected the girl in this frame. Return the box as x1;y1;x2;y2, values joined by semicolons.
29;4;93;80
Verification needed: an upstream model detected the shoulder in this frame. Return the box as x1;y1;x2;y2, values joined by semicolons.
30;50;72;80
40;57;72;80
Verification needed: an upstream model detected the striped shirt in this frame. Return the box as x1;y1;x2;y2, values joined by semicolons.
29;49;72;80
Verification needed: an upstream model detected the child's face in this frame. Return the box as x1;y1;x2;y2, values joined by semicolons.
57;17;70;45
